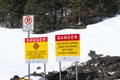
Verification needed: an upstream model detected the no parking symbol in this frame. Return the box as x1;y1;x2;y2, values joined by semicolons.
24;16;32;25
23;15;34;31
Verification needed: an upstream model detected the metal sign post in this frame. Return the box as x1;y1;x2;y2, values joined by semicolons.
44;63;46;80
28;63;31;80
23;15;34;80
75;62;78;80
28;31;31;80
59;61;62;80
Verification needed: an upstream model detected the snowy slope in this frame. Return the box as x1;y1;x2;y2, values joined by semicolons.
0;15;120;80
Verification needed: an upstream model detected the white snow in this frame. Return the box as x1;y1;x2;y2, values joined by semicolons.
0;15;120;80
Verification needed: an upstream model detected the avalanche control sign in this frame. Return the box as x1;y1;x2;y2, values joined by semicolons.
25;37;48;63
55;34;80;61
23;15;34;31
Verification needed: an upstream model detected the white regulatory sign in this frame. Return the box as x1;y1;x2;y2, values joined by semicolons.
23;15;34;31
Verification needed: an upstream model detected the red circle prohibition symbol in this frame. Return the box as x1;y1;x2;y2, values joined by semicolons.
24;16;32;25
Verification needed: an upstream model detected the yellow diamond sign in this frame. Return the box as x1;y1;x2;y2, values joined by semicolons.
33;43;39;50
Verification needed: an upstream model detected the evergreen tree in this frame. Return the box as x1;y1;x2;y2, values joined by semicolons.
0;0;10;26
0;0;120;33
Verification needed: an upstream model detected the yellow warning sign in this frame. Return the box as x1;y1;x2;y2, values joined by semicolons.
55;34;80;61
25;37;48;63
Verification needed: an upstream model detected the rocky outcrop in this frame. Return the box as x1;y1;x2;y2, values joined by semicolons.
46;50;120;80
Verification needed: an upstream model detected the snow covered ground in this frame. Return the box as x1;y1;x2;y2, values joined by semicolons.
0;15;120;80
